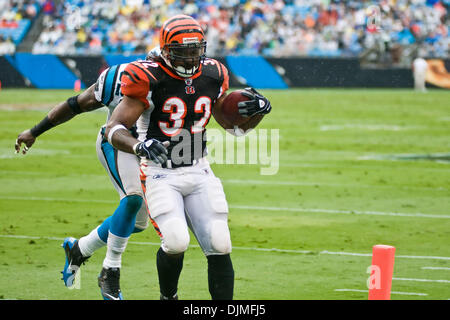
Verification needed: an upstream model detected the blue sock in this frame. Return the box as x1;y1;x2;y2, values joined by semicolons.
97;216;111;243
109;194;143;238
96;195;144;242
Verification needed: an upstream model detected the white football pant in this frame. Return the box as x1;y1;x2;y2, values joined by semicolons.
140;157;232;256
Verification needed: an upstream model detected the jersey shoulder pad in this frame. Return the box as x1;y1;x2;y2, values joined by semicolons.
201;58;223;79
120;62;157;107
94;64;124;105
202;58;229;92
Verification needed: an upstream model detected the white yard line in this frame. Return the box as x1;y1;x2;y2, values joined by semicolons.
2;169;446;191
1;195;448;220
280;162;450;171
319;124;418;131
0;195;115;204
334;289;428;296
230;204;450;219
421;267;450;271
1;234;450;261
2;195;449;219
393;277;450;284
223;179;447;192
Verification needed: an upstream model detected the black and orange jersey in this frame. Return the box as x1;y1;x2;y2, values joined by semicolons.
120;58;229;166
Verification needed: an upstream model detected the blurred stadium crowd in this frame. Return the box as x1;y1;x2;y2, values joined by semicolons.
0;0;449;63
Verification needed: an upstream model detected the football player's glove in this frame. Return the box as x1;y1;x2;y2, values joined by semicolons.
238;87;272;117
133;139;169;165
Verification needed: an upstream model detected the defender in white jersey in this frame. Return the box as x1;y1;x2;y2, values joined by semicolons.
14;57;159;300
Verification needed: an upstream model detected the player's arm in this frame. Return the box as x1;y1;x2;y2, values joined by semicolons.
104;95;145;154
105;96;169;164
14;84;102;154
105;62;168;164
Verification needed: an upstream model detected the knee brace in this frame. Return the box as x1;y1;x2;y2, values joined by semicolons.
210;220;232;254
133;204;149;231
161;218;190;255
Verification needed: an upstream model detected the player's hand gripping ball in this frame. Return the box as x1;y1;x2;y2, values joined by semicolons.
221;87;272;126
238;87;272;117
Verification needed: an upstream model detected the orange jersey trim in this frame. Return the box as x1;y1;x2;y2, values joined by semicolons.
139;167;162;238
219;62;230;93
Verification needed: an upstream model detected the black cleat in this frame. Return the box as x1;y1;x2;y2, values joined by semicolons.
61;237;90;287
98;267;123;300
160;293;179;300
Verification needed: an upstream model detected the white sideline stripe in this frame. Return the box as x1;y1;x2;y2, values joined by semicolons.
1;170;446;192
1;234;450;261
231;204;450;219
422;267;450;271
0;195;115;204
334;289;428;296
1;195;448;220
319;124;417;131
393;277;450;284
223;179;447;192
281;162;450;171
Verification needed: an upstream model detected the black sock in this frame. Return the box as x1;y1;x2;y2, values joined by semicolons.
156;247;184;298
207;254;234;300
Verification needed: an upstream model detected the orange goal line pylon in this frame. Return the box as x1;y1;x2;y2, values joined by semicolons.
368;244;396;300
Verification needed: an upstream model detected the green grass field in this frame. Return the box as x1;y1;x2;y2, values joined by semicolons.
0;88;449;300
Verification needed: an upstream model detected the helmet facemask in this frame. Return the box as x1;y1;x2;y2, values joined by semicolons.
162;40;207;78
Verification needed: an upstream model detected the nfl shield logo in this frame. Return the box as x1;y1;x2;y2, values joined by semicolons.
185;78;195;94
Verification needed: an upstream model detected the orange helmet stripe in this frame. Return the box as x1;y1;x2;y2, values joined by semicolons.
166;25;203;43
160;15;204;47
162;15;196;31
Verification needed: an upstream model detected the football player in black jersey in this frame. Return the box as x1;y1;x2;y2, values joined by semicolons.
105;15;271;300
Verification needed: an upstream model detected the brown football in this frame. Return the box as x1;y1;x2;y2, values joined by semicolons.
220;89;250;126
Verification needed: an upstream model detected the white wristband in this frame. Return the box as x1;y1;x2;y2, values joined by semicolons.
107;124;127;145
132;142;141;155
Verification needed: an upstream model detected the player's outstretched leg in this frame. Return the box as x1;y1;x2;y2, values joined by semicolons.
78;219;110;257
157;247;184;300
99;194;142;300
61;202;146;294
61;237;90;287
207;254;234;300
70;206;147;263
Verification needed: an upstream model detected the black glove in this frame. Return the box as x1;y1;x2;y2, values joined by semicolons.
238;87;272;117
133;139;169;165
